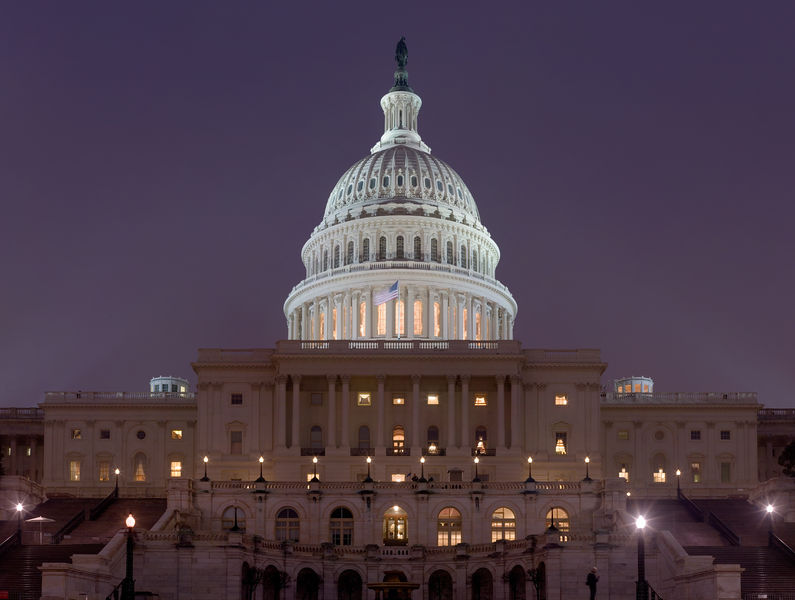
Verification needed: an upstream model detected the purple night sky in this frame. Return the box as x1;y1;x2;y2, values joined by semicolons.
2;3;794;408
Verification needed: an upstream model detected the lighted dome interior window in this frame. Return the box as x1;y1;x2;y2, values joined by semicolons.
424;177;431;189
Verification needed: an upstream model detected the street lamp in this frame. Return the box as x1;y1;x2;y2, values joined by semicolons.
635;515;648;600
114;468;121;493
675;469;681;495
255;456;265;483
200;456;209;482
473;456;480;482
310;456;319;482
526;456;535;483
766;503;775;536
583;456;592;482
364;456;373;483
419;457;426;482
16;502;23;538
122;514;136;600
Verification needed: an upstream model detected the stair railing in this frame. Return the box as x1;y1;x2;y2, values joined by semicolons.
648;583;664;599
0;531;21;556
769;530;795;563
90;486;119;521
706;512;740;546
104;579;124;600
52;509;86;544
676;489;705;522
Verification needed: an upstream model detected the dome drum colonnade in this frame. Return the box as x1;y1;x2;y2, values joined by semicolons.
284;45;516;342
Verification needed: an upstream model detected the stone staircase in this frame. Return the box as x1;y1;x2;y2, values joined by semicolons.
0;543;104;600
694;498;771;546
66;498;166;544
684;546;795;596
628;498;728;546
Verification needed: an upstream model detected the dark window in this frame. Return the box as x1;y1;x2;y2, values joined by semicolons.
231;431;243;455
446;241;454;265
448;469;463;482
414;236;421;260
383;175;390;187
378;237;387;261
333;246;340;268
346;241;354;265
691;430;701;441
720;430;731;440
431;239;439;262
397;175;403;187
276;508;299;541
436;180;443;192
310;426;323;449
136;430;146;440
424;177;431;189
99;429;110;440
171;384;178;393
231;393;243;405
472;250;478;273
460;246;467;269
411;175;418;187
361;238;370;262
330;507;354;545
427;425;439;444
357;181;363;192
311;392;323;406
396;236;404;259
323;250;328;271
358;425;371;450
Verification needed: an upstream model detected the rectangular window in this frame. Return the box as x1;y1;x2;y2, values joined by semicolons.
462;308;468;340
171;429;183;440
311;392;323;406
554;394;568;406
433;302;441;337
26;447;31;456
642;383;649;392
617;430;629;440
720;430;731;440
69;460;81;482
392;396;405;405
71;429;82;440
690;430;701;441
555;433;567;455
448;469;463;482
99;461;110;482
231;393;243;405
721;462;731;483
475;311;482;340
170;461;182;478
230;431;243;455
413;300;423;336
377;304;386;336
395;300;405;336
332;308;338;340
634;383;641;392
99;429;110;440
474;395;487;406
358;392;372;406
691;462;702;483
427;394;439;405
319;312;326;340
391;474;406;482
359;302;366;337
618;467;629;481
653;469;666;483
171;384;178;393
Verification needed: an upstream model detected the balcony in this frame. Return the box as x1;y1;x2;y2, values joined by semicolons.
275;339;521;355
601;391;758;405
300;448;326;456
422;447;446;456
350;447;375;457
386;447;410;457
471;447;496;457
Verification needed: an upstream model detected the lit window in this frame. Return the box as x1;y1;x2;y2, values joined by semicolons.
98;461;110;482
275;508;300;542
393;396;405;405
100;429;110;440
222;506;246;532
180;385;186;394
720;462;731;483
71;429;82;440
330;507;353;546
433;302;441;337
26;447;31;456
555;395;568;406
170;461;182;478
69;460;81;481
691;462;701;483
359;302;366;336
474;395;487;406
134;454;146;482
319;313;325;339
634;383;641;392
395;300;405;336
619;466;629;481
546;507;570;533
720;430;731;440
171;429;183;440
231;393;243;405
427;394;439;405
491;507;516;542
462;308;468;339
377;304;386;336
391;474;406;482
690;430;701;441
358;393;372;406
413;300;423;336
332;308;338;340
383;506;408;545
230;431;243;455
555;433;567;455
653;468;666;483
437;507;462;546
642;383;649;392
618;430;629;440
306;473;318;482
392;426;405;453
475;312;481;340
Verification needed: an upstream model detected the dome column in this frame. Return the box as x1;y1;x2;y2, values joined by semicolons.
441;292;449;338
276;376;287;450
406;286;414;338
302;304;310;341
365;292;373;337
456;293;466;340
334;293;343;340
340;376;350;449
352;292;360;338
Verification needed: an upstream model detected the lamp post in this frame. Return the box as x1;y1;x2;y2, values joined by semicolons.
419;457;426;482
114;468;121;493
255;456;265;483
364;456;373;483
766;504;775;536
635;515;648;600
526;456;535;483
583;456;592;482
675;469;681;495
16;503;23;539
310;456;319;482
473;456;480;482
122;514;136;600
200;456;209;481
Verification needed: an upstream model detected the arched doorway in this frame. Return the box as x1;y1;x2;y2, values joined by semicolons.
337;569;362;600
529;562;546;600
428;569;453;600
508;565;526;600
262;565;281;600
296;568;320;600
471;568;493;600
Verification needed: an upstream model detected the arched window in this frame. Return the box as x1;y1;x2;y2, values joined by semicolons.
392;426;405;454
221;506;246;532
358;425;371;451
275;507;300;541
431;238;439;262
545;507;570;532
323;250;328;271
346;241;354;265
330;507;354;545
475;426;487;454
310;425;323;449
378;236;387;261
472;250;478;273
414;236;422;260
491;507;516;541
383;506;408;545
333;246;340;269
446;241;454;265
396;236;404;259
362;238;370;262
133;453;146;482
460;245;467;269
437;507;462;546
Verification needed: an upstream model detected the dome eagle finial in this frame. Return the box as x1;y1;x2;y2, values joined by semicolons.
391;37;412;92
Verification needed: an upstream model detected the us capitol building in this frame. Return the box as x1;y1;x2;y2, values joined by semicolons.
2;40;793;600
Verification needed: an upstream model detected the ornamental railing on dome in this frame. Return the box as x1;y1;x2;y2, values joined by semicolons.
276;339;521;354
43;391;196;403
289;260;513;296
601;391;757;405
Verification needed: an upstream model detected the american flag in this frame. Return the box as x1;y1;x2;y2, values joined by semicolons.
374;281;399;305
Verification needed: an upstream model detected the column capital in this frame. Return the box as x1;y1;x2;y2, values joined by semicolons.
459;375;470;384
327;375;338;385
340;375;351;385
447;375;458;385
275;375;288;385
411;374;421;385
376;374;386;384
510;375;522;385
495;374;507;385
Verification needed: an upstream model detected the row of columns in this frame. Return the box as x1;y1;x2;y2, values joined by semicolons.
288;286;513;341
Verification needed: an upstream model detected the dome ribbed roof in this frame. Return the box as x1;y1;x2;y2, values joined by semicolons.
323;146;480;223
